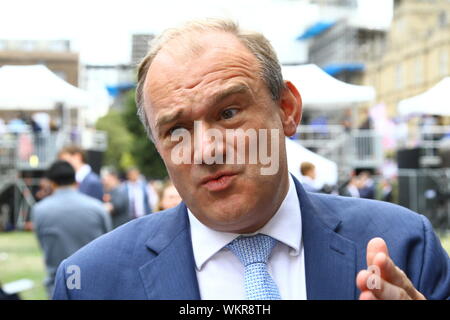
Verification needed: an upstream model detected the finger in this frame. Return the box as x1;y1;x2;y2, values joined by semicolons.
356;270;371;292
359;290;379;300
366;237;389;267
373;252;425;300
369;274;412;300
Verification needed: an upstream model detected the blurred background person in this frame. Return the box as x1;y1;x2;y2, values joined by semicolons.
31;160;111;298
157;181;182;211
58;145;104;201
0;118;7;136
147;179;161;212
35;177;53;201
300;161;319;193
358;170;376;199
101;167;130;229
379;178;393;203
7;113;28;135
342;174;361;198
124;167;152;219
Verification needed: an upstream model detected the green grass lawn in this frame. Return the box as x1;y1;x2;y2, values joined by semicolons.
440;233;450;255
0;230;449;300
0;231;47;300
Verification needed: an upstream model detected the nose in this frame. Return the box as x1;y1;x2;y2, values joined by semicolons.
193;121;225;165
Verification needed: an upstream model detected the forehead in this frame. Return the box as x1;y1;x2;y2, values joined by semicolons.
143;31;261;109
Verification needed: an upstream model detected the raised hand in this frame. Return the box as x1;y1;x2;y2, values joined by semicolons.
356;237;426;300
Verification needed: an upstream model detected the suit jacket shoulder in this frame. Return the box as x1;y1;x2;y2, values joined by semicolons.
52;206;191;299
53;178;450;300
306;192;450;299
79;172;104;201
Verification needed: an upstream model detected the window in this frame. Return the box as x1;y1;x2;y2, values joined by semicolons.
415;58;423;85
440;50;449;77
439;11;448;27
396;64;403;89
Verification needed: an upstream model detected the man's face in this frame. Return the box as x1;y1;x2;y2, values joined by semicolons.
102;173;117;191
160;185;182;211
127;169;140;182
309;168;316;180
143;31;301;233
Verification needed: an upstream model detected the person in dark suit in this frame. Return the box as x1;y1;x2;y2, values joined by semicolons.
53;19;449;300
357;170;376;200
101;167;130;229
123;168;152;219
32;161;111;298
58;145;104;201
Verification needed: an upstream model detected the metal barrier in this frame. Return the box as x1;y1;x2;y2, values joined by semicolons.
346;130;383;169
294;125;383;180
0;129;108;171
0;129;108;231
416;125;450;167
398;168;450;231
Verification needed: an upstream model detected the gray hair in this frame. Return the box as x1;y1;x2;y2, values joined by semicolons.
135;18;285;142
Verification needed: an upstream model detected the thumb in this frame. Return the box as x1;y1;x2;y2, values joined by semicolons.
366;237;389;267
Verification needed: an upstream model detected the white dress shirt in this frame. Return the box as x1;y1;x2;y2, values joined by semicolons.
76;164;91;184
187;174;307;300
127;180;145;218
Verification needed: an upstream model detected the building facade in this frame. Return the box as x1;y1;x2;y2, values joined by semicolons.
0;39;79;86
364;0;450;118
131;34;154;66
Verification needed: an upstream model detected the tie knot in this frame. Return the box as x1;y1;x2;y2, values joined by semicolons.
226;234;277;267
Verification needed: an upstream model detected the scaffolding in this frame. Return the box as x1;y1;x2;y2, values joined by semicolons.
0;129;107;231
294;125;383;182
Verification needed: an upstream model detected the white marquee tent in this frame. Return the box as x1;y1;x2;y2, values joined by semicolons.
281;64;376;109
285;137;338;188
398;77;450;116
0;64;92;110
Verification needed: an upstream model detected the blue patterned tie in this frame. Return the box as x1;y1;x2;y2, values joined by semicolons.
226;234;281;300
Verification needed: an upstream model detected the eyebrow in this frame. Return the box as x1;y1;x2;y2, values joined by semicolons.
155;108;186;137
210;83;250;106
154;83;250;137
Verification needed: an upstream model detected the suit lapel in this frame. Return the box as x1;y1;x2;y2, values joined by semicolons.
139;203;200;299
139;177;357;300
294;177;357;300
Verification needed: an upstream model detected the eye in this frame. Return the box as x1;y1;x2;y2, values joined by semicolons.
220;108;239;120
167;125;185;136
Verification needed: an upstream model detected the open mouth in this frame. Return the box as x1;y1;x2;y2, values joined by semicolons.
202;173;237;192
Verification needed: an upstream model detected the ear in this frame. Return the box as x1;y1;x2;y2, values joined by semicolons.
279;81;302;137
50;182;58;191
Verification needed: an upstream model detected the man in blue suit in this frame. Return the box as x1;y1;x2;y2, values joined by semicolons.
123;167;152;219
53;19;449;300
59;145;104;202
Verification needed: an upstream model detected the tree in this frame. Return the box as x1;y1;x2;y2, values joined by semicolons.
95;109;135;172
122;89;168;179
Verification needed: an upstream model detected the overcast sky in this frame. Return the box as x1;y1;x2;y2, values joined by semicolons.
0;0;393;65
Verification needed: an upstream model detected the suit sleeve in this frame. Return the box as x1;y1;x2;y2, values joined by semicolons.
417;215;450;300
52;259;70;300
99;205;112;233
87;180;104;202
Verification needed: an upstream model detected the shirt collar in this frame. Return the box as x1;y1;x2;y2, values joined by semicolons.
188;174;302;271
54;186;77;194
76;164;91;183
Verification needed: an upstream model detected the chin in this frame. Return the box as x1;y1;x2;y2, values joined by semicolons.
202;198;256;231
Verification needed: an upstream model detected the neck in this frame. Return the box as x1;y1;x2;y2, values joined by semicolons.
55;184;77;191
75;163;87;172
